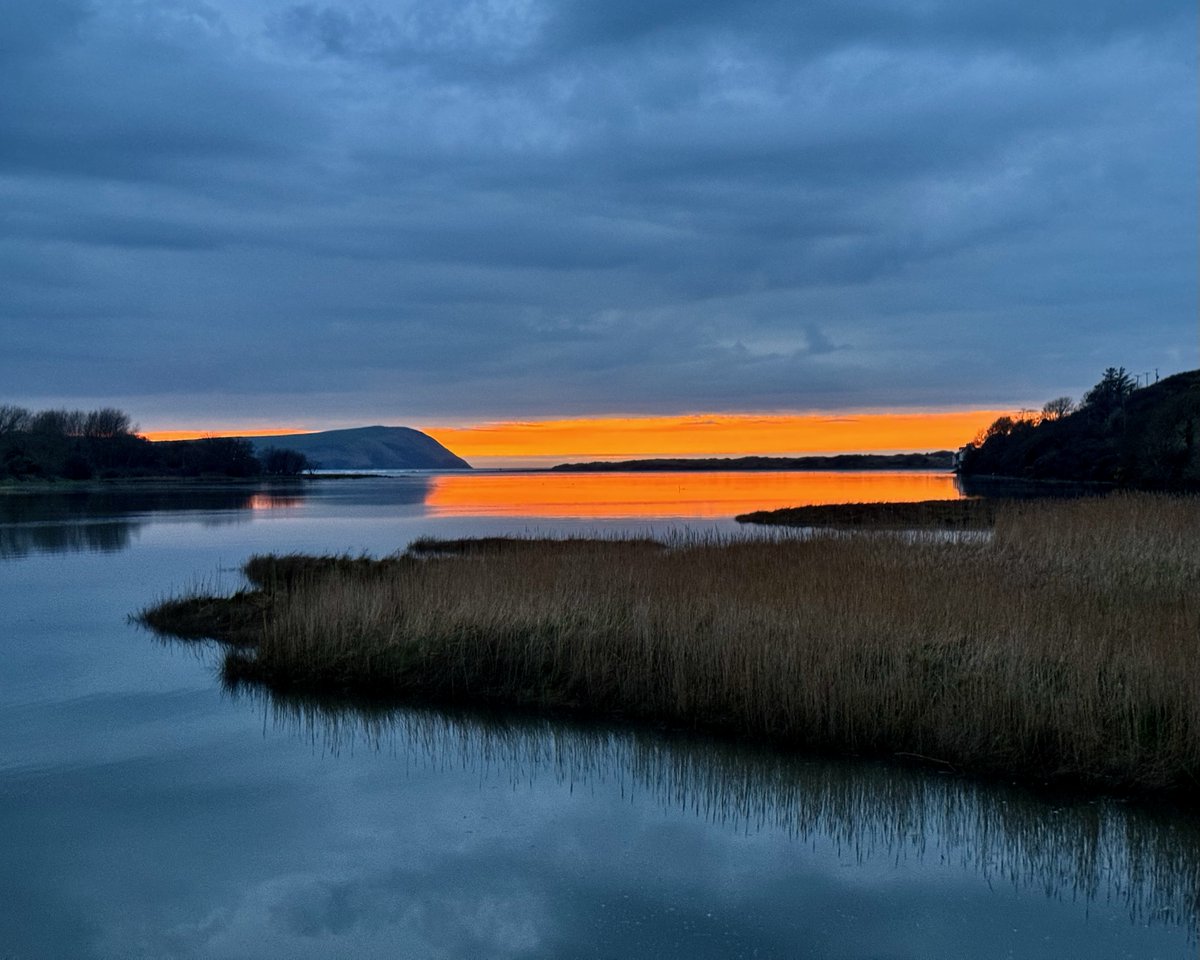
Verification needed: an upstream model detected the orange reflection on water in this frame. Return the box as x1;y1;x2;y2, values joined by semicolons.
425;471;964;519
247;493;306;511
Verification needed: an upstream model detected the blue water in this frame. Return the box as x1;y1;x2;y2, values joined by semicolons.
0;475;1194;959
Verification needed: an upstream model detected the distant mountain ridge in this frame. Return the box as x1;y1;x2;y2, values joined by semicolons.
244;426;470;471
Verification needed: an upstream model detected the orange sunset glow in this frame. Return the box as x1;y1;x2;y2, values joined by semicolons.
141;427;311;442
140;410;1005;464
424;410;1005;465
425;470;965;519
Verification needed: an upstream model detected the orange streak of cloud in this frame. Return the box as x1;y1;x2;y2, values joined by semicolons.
424;411;1004;461
141;427;313;442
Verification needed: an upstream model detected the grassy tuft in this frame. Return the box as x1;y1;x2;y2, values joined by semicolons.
136;591;268;647
406;535;665;556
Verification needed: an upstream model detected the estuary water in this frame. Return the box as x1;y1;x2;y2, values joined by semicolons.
0;471;1195;959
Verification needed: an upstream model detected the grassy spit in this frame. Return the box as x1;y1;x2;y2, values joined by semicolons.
737;497;1006;529
139;494;1200;800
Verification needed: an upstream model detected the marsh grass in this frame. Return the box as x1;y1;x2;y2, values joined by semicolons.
138;593;268;647
140;493;1200;798
737;497;1006;528
406;535;666;556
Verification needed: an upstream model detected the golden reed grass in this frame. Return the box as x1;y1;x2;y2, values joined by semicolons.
142;493;1200;797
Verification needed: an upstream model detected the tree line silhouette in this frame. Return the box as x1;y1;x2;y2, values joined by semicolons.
959;368;1199;487
0;405;311;480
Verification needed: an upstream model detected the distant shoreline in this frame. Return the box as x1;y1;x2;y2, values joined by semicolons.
0;459;963;494
551;452;954;472
0;474;372;494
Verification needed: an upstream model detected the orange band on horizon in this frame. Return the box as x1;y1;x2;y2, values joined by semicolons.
423;411;1005;460
140;410;1006;459
140;427;313;442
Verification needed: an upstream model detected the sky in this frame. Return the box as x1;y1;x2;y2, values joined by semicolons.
2;0;1196;459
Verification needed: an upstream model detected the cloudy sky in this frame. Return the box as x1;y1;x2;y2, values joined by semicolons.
2;0;1196;438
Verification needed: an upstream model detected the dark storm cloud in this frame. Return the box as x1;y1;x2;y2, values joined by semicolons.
545;0;1195;52
0;0;1194;425
0;8;311;187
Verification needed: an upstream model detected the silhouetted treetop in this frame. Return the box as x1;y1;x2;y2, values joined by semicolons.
84;408;135;438
0;405;31;434
1082;367;1136;417
1041;396;1074;420
262;447;312;476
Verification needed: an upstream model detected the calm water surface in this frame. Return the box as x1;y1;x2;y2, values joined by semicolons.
0;472;1195;959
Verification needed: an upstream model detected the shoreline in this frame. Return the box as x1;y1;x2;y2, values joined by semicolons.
736;498;1003;529
0;473;388;494
550;453;955;472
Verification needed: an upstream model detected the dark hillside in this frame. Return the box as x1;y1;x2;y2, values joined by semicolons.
959;369;1199;487
243;426;470;471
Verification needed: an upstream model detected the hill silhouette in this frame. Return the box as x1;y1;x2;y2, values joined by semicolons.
243;426;470;471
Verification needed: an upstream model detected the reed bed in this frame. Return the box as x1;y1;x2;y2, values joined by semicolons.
140;494;1200;798
736;497;1006;528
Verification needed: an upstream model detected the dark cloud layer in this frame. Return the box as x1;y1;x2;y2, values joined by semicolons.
1;0;1195;425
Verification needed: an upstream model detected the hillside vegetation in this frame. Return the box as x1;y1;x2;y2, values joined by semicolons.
0;405;310;481
959;368;1199;487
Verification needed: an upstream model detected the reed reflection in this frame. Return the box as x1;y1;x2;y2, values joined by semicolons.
237;687;1200;937
426;470;966;519
0;519;137;558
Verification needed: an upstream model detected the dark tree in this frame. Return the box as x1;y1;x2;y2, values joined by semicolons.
0;405;30;434
1041;396;1074;420
84;408;134;438
1082;367;1136;417
197;438;262;477
262;447;311;476
983;415;1017;441
29;409;74;436
62;452;94;480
